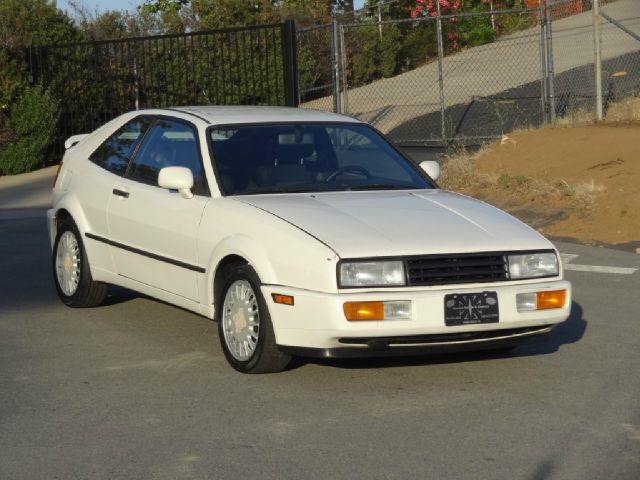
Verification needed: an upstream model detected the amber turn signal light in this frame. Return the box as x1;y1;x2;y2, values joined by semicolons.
343;301;385;321
271;293;294;306
536;290;567;310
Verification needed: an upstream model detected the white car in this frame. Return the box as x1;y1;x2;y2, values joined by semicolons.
48;106;572;373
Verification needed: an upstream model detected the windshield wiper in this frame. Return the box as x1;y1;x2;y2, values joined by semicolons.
349;184;416;191
238;186;318;195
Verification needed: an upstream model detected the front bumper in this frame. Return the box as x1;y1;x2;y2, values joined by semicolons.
279;325;552;358
262;279;571;355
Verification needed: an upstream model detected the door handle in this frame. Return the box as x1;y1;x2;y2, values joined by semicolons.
112;188;130;198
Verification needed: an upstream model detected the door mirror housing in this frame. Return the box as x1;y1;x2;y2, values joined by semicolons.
158;166;194;199
419;160;440;181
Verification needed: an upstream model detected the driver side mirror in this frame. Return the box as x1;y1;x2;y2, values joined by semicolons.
419;161;440;181
158;166;194;199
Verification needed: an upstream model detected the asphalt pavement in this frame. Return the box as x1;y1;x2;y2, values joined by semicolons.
1;170;639;479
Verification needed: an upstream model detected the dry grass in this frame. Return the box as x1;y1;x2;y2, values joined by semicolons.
555;108;596;127
439;149;605;212
553;95;640;126
437;147;495;192
438;94;640;210
605;95;640;122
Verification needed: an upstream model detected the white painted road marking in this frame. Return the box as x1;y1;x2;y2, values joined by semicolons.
561;253;638;275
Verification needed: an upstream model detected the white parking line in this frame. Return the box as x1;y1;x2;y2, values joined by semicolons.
560;253;638;275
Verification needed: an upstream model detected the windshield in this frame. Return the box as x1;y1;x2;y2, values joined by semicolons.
208;123;433;195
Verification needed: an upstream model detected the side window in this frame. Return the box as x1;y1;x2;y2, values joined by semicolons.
127;119;206;194
90;118;151;175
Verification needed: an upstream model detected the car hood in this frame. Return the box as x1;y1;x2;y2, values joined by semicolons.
234;190;553;258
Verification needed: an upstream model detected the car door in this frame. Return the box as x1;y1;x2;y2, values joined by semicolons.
107;117;209;301
81;117;152;237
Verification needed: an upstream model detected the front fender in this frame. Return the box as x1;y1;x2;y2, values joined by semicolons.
197;199;341;309
205;234;279;302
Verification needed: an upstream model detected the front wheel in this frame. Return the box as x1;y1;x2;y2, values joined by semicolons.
217;265;291;374
53;218;108;307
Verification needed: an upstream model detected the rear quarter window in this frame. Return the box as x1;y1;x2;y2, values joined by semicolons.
89;118;152;175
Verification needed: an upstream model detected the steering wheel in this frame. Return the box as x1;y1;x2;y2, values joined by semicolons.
324;165;372;182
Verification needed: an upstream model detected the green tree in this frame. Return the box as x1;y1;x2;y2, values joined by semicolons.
0;84;58;174
0;0;82;174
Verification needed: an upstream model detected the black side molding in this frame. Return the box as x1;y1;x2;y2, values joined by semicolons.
85;232;206;273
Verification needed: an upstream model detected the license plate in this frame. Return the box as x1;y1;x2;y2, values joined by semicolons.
444;292;499;326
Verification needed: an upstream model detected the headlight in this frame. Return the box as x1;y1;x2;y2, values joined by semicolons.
508;252;558;279
339;260;406;287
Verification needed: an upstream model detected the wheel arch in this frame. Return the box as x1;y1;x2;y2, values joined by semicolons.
51;193;114;282
52;193;91;238
206;235;279;309
212;254;247;314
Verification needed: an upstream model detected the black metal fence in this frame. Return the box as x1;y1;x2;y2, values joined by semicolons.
29;21;298;156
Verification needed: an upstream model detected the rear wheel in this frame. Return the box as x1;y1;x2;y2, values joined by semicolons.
217;265;291;373
53;218;108;307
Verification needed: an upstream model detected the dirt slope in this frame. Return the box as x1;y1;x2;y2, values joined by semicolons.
450;123;640;250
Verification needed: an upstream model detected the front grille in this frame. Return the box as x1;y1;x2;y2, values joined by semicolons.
406;253;508;286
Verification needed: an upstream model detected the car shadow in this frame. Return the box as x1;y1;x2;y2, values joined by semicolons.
296;301;586;371
100;286;141;306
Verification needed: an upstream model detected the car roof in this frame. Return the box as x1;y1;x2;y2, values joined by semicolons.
156;105;363;126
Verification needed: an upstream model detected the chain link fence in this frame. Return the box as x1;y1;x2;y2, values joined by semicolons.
596;0;640;117
551;0;639;121
300;0;639;147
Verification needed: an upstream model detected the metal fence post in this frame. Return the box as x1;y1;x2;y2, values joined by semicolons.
332;18;341;113
539;1;549;123
593;0;603;121
133;57;140;110
435;3;446;144
339;24;349;115
26;47;35;85
545;0;556;123
282;20;299;107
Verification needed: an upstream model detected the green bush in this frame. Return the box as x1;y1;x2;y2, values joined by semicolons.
0;85;59;175
398;22;438;70
457;15;496;47
348;24;401;88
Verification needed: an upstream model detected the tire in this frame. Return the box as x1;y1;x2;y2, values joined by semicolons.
217;265;291;374
52;218;108;308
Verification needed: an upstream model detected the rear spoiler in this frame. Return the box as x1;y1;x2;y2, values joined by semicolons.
64;134;89;150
